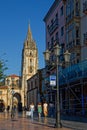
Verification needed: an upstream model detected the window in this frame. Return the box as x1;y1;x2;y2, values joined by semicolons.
51;19;54;25
75;1;80;16
47;25;49;32
55;13;58;25
47;25;49;29
0;91;2;95
56;13;58;19
30;66;33;73
30;51;33;56
51;37;54;47
31;81;33;89
60;6;64;16
76;28;79;38
47;42;49;48
35;79;37;87
55;32;59;41
77;59;80;63
30;59;33;66
55;13;58;22
61;26;64;36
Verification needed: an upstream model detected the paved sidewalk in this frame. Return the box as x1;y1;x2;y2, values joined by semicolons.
24;112;87;130
0;112;72;130
32;116;87;130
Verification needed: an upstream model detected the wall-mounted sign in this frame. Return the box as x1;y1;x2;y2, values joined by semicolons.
50;75;56;86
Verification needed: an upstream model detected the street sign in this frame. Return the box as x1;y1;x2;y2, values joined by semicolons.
50;75;56;86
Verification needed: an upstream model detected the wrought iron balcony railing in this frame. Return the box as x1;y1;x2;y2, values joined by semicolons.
48;18;58;35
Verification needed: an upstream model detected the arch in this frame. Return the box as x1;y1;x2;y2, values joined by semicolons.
13;92;22;111
13;92;21;103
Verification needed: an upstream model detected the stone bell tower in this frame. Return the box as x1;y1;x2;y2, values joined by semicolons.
21;25;38;107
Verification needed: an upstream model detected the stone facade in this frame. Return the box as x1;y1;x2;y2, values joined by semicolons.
27;69;44;109
0;74;21;111
0;25;38;110
21;25;38;107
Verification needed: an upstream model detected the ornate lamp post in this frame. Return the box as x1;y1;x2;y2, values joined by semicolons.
44;44;70;128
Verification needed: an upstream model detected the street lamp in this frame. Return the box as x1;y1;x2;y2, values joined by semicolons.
44;44;70;128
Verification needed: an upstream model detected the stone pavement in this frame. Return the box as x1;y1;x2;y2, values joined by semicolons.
33;115;87;130
0;112;72;130
25;111;87;130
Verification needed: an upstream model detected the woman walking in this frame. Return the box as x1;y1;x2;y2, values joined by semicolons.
30;102;34;120
37;102;42;118
43;102;48;117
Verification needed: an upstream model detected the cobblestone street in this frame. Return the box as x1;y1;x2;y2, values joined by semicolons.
0;112;72;130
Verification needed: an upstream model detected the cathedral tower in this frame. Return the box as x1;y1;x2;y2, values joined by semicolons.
21;25;38;107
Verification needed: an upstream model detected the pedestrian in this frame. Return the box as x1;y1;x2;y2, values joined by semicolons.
7;105;10;113
11;107;15;119
30;102;34;119
43;102;48;117
37;102;42;118
48;102;54;117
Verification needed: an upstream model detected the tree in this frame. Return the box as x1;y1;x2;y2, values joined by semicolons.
0;59;8;85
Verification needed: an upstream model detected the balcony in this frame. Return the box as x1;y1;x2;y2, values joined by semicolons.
83;1;87;15
48;19;58;35
76;38;80;46
66;11;74;24
84;33;87;45
67;38;80;50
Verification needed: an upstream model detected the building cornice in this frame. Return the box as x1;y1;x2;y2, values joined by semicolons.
43;0;61;22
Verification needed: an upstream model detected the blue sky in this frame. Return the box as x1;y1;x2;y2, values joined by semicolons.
0;0;54;76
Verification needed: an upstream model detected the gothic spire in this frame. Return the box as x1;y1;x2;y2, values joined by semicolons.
27;24;32;42
24;24;36;49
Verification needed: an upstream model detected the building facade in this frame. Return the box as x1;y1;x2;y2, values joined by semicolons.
21;25;38;107
43;0;66;105
65;0;81;64
0;74;22;111
27;69;43;108
81;0;87;60
43;0;87;116
44;0;65;54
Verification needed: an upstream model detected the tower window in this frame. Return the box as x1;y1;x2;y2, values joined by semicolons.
30;51;33;56
30;66;33;73
30;59;32;66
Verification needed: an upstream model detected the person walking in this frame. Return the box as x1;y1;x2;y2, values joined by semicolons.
37;102;42;118
30;102;34;120
7;105;10;113
11;107;15;119
48;102;54;117
43;102;48;117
